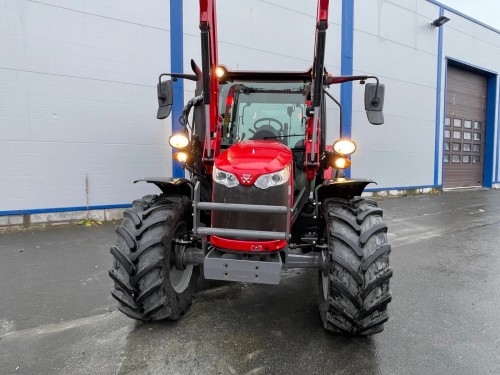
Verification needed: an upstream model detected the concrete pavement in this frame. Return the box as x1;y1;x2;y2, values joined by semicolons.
1;189;500;374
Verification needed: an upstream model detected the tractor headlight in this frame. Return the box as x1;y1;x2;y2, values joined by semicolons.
333;156;351;169
173;151;188;163
333;139;356;155
213;166;239;188
169;132;189;149
254;167;290;190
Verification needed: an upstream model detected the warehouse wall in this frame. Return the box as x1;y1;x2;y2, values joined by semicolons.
1;0;344;216
439;6;500;186
351;0;440;189
0;0;173;213
350;0;500;189
1;0;499;218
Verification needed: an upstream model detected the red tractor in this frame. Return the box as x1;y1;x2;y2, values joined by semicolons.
109;0;392;335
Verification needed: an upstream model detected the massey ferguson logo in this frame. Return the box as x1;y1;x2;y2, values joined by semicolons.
241;174;252;183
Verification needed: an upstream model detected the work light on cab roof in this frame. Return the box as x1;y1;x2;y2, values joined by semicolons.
215;65;226;79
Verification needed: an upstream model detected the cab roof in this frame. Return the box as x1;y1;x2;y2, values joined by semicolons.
219;67;313;83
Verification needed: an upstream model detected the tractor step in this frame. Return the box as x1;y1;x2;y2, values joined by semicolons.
203;249;282;284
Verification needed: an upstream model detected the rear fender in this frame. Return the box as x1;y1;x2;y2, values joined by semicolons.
134;177;193;199
315;178;375;216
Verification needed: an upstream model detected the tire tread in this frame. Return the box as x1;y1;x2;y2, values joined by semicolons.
109;194;198;321
319;197;392;336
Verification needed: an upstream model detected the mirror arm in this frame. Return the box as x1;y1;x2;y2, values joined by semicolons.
326;75;380;105
365;76;380;106
326;75;370;84
362;76;381;107
159;73;197;84
323;89;343;135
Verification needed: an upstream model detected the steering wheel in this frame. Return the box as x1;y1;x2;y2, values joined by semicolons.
249;118;284;135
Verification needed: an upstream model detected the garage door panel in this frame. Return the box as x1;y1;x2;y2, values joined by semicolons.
444;67;487;188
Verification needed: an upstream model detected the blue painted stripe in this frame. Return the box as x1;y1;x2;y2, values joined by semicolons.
442;62;450;183
0;204;132;217
445;57;498;75
365;185;438;192
497;80;500;183
426;0;500;35
440;62;449;188
340;0;354;178
483;75;498;188
170;0;185;178
433;7;444;186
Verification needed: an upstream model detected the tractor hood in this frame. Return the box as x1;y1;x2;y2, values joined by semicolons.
214;140;293;186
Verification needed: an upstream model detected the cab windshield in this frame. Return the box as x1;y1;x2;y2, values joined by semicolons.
218;81;310;149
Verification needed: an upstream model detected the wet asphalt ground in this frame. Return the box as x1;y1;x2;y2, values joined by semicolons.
1;189;500;375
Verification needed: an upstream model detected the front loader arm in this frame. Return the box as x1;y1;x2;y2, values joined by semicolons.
305;0;329;180
199;0;221;166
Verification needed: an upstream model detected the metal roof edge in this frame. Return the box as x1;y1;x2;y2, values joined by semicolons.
426;0;500;35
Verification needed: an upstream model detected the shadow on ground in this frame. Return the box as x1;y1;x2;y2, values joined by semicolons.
119;271;381;375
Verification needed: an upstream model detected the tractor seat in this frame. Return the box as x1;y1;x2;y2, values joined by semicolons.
250;128;278;141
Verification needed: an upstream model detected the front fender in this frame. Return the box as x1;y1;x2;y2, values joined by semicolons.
134;177;193;199
315;178;375;202
314;178;376;218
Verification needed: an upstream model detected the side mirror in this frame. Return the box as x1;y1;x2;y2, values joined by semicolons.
364;83;385;125
157;80;173;119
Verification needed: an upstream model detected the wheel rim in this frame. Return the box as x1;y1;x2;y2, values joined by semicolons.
169;222;193;294
322;250;329;301
170;264;193;293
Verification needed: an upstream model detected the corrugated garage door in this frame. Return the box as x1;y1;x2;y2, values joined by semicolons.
444;66;487;188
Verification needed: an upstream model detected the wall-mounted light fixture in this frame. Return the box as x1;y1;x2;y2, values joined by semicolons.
432;16;450;27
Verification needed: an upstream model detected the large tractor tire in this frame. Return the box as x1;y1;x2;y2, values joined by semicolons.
109;194;199;321
319;197;392;335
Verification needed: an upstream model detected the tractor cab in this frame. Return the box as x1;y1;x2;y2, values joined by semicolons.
218;79;311;196
219;81;309;148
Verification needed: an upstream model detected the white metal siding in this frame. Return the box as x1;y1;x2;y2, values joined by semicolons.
351;0;439;188
0;0;174;212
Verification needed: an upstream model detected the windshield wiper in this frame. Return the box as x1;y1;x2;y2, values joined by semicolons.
263;133;305;139
239;86;305;95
